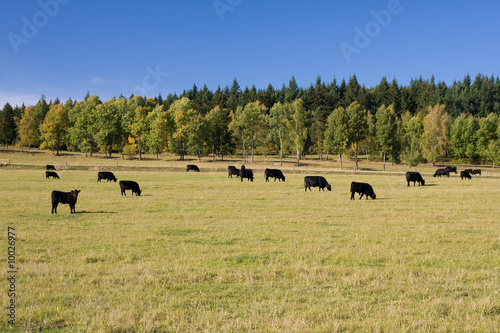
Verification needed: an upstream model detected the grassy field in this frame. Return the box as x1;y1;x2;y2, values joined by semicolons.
1;150;499;332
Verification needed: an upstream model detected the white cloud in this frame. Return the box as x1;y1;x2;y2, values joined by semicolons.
90;77;105;83
0;93;39;108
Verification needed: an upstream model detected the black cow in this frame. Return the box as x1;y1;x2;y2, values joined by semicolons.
405;171;425;186
433;169;449;177
46;171;60;179
46;164;56;170
119;180;142;196
471;169;481;175
264;168;285;182
460;170;472;180
350;182;376;200
97;171;117;182
51;189;80;214
228;166;240;178
304;176;331;192
186;165;200;172
239;165;254;182
464;168;473;174
445;166;457;174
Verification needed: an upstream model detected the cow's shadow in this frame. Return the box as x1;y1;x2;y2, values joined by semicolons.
76;210;117;214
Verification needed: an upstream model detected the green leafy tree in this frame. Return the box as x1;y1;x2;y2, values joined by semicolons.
486;140;500;167
325;106;349;169
146;105;171;159
39;104;69;155
450;114;469;160
205;105;233;160
68;95;101;156
401;112;424;167
376;105;398;171
421;105;450;164
346;101;367;170
169;97;197;160
267;102;288;166
130;105;149;160
95;98;122;158
240;101;267;163
285;98;308;166
476;113;499;161
17;106;39;149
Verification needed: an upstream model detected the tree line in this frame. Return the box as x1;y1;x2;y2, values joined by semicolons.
2;73;500;167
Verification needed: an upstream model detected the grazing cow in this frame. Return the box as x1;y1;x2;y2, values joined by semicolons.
186;165;200;172
97;171;117;182
304;176;331;192
239;165;254;182
445;166;457;174
471;169;481;175
460;170;472;180
46;171;60;179
350;181;376;200
464;168;473;174
119;180;142;196
51;189;80;214
46;164;56;170
264;168;285;182
433;169;449;177
228;166;240;178
405;171;425;186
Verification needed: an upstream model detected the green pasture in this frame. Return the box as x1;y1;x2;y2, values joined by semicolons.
1;151;499;332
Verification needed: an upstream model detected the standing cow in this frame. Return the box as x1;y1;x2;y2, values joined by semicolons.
264;168;285;182
471;169;481;175
304;176;331;191
51;189;80;214
119;180;142;196
405;171;425;186
186;165;200;172
239;165;254;182
460;170;472;180
228;166;240;178
97;171;117;182
350;182;376;200
46;164;56;170
46;171;60;179
445;166;457;174
433;169;449;177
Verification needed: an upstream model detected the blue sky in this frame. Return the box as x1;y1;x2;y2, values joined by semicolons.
1;0;499;107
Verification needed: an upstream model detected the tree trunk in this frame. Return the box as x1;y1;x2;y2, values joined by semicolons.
279;129;283;166
242;137;246;163
383;151;386;171
251;138;255;163
319;141;323;161
340;153;343;170
138;135;142;160
296;148;300;166
355;142;359;170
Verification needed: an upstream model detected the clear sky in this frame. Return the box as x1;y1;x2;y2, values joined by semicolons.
1;0;499;107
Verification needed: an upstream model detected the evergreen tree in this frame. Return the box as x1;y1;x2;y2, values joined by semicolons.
284;76;299;103
0;103;17;147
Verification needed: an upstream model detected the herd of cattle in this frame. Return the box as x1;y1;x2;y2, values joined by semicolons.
44;163;481;214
